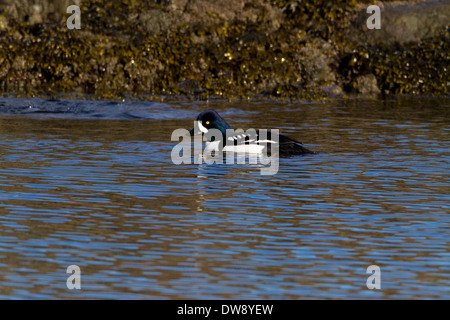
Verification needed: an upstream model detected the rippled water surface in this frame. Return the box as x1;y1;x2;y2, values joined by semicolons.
0;96;448;299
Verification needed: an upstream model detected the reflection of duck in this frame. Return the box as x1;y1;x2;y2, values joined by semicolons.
190;110;316;156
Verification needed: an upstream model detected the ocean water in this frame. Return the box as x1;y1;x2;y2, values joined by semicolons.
0;96;448;299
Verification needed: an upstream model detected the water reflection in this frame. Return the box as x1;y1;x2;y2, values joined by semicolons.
0;97;448;299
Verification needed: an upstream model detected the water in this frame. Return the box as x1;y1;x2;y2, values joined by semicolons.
0;96;448;299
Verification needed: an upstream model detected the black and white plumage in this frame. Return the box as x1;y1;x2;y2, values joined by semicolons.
189;110;316;156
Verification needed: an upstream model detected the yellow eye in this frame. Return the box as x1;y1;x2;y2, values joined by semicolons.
205;121;210;125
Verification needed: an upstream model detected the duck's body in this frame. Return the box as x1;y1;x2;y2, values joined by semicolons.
190;110;316;157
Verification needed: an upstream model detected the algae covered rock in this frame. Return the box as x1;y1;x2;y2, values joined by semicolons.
354;74;380;95
0;0;447;100
0;14;8;30
347;0;450;45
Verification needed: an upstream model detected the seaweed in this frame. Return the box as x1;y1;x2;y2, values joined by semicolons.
0;0;447;100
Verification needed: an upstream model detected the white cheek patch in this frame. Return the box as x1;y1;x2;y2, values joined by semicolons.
197;120;209;133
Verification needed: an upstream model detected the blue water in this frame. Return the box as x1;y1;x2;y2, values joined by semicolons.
0;96;448;299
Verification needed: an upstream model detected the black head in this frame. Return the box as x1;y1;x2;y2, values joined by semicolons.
190;110;232;136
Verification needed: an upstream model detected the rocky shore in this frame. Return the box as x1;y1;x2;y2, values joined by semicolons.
0;0;448;100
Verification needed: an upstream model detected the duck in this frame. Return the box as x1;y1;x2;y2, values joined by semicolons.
189;110;316;156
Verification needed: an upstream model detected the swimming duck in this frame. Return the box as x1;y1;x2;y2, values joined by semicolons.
190;110;316;156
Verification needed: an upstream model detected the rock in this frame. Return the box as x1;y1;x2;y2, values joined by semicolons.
347;0;450;45
139;0;284;34
0;0;446;99
0;14;8;30
321;84;343;96
179;79;202;94
0;0;75;23
294;39;337;86
354;74;380;95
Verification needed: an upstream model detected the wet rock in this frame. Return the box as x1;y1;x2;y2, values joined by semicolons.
0;0;447;99
0;14;7;30
294;39;337;86
354;74;380;95
139;0;284;34
0;0;73;23
179;78;203;95
321;84;343;96
347;0;450;45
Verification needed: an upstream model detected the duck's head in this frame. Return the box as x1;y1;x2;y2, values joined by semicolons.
190;110;232;137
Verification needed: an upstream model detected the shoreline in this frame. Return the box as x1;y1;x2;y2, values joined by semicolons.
0;0;448;100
